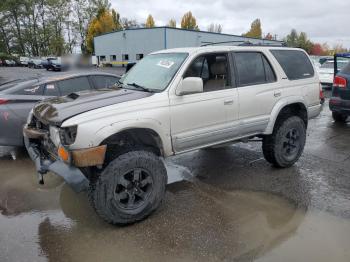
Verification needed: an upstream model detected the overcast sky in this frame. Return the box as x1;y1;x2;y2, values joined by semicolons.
111;0;350;48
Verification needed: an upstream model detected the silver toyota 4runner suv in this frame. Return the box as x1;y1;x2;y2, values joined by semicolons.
24;46;322;225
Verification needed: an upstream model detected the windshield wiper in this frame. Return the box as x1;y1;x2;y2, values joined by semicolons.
125;82;155;92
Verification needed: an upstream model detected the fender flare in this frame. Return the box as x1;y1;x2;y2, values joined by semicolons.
93;118;172;156
263;96;308;135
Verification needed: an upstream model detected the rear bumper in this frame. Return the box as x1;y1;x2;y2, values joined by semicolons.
308;104;322;119
23;129;89;192
329;98;350;116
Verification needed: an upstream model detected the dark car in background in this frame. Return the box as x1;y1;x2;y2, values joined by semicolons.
46;59;68;71
28;59;43;69
0;72;120;147
329;53;350;122
41;57;57;69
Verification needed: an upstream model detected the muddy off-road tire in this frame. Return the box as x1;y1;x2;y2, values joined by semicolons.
262;116;306;168
332;112;348;123
89;150;167;225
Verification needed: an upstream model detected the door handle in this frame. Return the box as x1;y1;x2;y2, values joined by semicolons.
274;91;281;97
224;100;234;105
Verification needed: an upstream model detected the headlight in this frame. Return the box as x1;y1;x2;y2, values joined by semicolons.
59;125;78;146
49;126;61;147
26;109;33;124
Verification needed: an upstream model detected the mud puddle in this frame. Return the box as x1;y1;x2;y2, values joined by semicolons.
1;157;350;262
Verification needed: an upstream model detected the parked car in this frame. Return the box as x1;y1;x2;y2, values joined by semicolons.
0;72;120;148
24;46;322;225
19;56;30;67
329;53;350;122
4;59;16;67
318;60;348;88
46;59;68;71
41;57;57;69
28;59;44;69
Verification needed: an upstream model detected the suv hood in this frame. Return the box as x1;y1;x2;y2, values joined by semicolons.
33;88;152;126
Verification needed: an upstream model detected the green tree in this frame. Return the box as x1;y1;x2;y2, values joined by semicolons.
86;7;118;53
111;8;121;30
297;32;313;53
145;14;155;28
285;29;298;47
181;11;199;30
243;18;262;38
168;18;176;28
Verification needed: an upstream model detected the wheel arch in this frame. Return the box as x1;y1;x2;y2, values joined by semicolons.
100;127;166;165
264;98;308;135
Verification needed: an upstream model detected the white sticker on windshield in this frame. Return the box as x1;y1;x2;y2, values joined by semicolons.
46;84;55;89
157;60;175;69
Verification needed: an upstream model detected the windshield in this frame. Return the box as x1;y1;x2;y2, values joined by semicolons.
120;52;188;92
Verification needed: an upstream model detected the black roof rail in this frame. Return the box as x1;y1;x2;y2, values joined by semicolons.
201;40;248;46
201;40;286;47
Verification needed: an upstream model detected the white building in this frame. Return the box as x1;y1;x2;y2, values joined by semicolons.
94;26;283;65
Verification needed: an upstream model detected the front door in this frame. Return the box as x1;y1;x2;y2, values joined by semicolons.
170;52;239;153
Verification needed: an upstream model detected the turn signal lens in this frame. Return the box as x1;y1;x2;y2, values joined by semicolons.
58;146;69;162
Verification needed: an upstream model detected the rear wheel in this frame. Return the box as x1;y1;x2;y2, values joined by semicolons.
89;150;167;225
262;116;306;168
332;112;348;122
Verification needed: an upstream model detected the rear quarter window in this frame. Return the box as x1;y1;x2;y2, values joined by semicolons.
270;50;314;80
91;75;119;89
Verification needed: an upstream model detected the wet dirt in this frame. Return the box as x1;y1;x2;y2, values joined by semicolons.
1;95;350;261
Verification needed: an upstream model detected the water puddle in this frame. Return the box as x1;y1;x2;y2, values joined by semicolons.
1;156;350;262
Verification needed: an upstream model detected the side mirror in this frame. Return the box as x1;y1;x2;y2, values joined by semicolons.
176;77;203;96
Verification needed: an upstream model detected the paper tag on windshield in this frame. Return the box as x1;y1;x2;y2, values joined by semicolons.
46;84;55;89
157;60;174;69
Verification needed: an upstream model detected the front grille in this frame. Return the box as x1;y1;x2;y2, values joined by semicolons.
29;116;58;161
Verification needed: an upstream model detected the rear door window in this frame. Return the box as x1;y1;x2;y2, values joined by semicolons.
270;50;314;80
58;76;92;96
91;75;119;89
234;52;268;86
44;83;60;96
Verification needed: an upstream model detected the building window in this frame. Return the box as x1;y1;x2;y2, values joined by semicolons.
100;56;106;62
136;54;144;60
122;54;129;61
110;55;116;61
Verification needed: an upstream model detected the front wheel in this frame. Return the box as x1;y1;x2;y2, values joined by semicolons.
89;150;167;225
332;112;347;122
262;116;306;168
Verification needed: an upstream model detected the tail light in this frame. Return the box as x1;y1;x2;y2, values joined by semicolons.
333;76;347;88
319;83;324;101
0;99;8;105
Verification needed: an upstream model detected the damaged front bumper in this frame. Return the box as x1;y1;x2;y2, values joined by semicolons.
23;125;92;192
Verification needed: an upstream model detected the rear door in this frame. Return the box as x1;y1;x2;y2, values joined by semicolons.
232;51;281;135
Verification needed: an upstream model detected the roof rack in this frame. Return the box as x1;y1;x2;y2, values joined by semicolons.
201;40;286;47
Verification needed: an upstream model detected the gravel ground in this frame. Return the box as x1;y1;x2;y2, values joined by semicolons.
0;67;350;262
